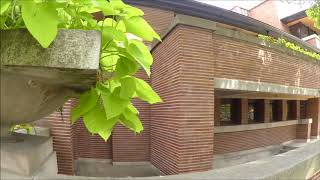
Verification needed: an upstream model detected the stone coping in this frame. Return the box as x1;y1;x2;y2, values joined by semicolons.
152;14;320;64
33;140;320;179
214;78;320;97
1;29;100;70
214;119;312;134
15;126;50;137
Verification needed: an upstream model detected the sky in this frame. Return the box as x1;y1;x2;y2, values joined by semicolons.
196;0;314;18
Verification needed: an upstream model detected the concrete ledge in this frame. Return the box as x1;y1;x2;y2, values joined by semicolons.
214;78;320;97
112;161;151;166
213;144;283;169
15;126;51;137
35;140;320;179
214;120;298;133
1;29;100;70
299;118;313;125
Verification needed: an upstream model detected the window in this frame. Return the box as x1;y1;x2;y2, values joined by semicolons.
248;102;255;123
287;100;296;120
300;101;307;119
289;22;317;39
219;99;232;126
248;99;264;124
270;100;282;121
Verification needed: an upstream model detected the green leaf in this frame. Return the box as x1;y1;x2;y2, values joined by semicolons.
115;57;139;78
0;15;8;28
71;88;99;123
83;103;118;133
123;16;160;41
109;0;126;10
101;26;127;47
0;0;11;15
21;1;59;48
121;108;143;133
120;77;136;99
94;0;118;16
96;82;111;94
127;40;153;76
122;6;144;18
134;78;162;104
101;88;130;119
100;54;119;72
128;103;139;114
98;130;112;141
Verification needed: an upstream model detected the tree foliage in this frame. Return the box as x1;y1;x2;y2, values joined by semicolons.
306;0;320;29
1;0;162;140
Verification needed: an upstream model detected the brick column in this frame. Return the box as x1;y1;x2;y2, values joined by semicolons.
231;99;248;124
307;98;320;138
282;100;288;121
214;98;221;126
150;25;214;174
292;100;300;120
275;100;287;121
40;99;75;175
263;100;271;123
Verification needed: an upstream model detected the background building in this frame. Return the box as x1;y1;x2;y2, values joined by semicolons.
35;0;320;178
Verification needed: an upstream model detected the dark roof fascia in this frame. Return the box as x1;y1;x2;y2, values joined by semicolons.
124;0;320;53
281;10;307;24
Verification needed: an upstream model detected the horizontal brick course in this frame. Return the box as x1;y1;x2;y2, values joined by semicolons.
214;125;297;154
212;34;320;89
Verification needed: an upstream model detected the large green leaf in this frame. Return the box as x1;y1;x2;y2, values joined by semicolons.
123;6;144;18
21;1;59;48
83;103;118;140
120;77;136;99
134;78;162;104
71;88;99;123
101;26;127;46
121;108;143;133
128;103;139;114
127;40;153;76
101;88;130;119
115;57;139;78
98;130;112;141
0;0;11;15
109;0;126;10
94;0;118;16
123;16;160;41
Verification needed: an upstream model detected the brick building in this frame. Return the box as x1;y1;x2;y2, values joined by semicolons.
37;0;320;177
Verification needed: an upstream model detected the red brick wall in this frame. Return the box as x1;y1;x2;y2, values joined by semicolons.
41;99;75;175
212;34;320;89
214;125;297;154
151;25;215;174
73;120;112;159
307;98;320;137
112;71;151;162
249;0;289;32
296;124;311;140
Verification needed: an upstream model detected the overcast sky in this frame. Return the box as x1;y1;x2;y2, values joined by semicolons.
196;0;313;18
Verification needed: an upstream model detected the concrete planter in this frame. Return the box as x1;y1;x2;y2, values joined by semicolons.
0;29;101;139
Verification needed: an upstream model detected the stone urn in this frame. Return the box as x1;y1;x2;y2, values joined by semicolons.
0;29;100;177
1;29;100;139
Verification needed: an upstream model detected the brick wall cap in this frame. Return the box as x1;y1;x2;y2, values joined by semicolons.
215;78;320;97
214;120;298;133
